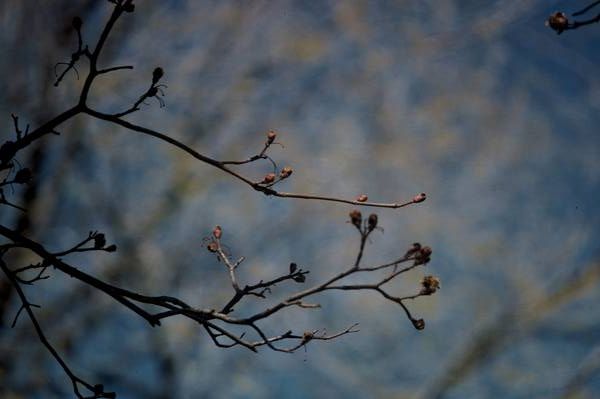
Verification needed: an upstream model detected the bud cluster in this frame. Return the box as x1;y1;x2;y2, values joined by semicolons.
546;12;569;34
420;275;441;295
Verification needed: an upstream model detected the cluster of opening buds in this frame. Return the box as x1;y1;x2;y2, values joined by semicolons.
420;275;441;295
205;225;222;253
348;209;380;234
89;231;117;252
239;130;292;186
405;242;432;265
259;166;293;185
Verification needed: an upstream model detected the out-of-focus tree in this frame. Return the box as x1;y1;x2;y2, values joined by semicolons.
2;1;599;398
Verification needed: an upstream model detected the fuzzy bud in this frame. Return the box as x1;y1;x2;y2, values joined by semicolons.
546;12;569;34
405;242;421;257
261;173;276;184
267;130;277;144
289;262;298;274
420;275;441;295
412;318;425;330
367;214;378;231
415;246;432;265
420;246;432;257
349;209;362;228
212;225;222;239
293;273;306;283
152;67;164;84
94;233;106;249
207;242;218;253
356;194;368;203
413;193;426;203
302;331;314;342
279;166;293;179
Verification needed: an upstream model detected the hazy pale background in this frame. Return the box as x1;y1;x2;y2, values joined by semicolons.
1;1;599;398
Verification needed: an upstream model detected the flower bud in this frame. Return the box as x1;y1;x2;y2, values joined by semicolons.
367;214;378;231
420;246;432;257
152;67;164;84
293;273;306;283
412;318;425;330
94;233;106;249
279;166;293;179
267;130;277;144
405;242;421;257
105;244;117;252
72;16;82;30
349;209;362;228
356;194;368;202
207;242;218;253
212;225;222;239
261;173;276;184
302;331;314;342
420;275;440;295
412;193;426;203
546;12;569;33
415;245;432;265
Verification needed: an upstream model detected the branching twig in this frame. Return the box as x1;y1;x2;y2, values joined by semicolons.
546;2;600;34
0;1;436;397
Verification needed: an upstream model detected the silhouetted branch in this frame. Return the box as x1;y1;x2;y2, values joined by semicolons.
0;0;436;397
546;2;600;34
0;259;116;399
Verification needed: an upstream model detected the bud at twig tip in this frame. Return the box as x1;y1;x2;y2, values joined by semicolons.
279;166;293;179
412;193;426;203
152;67;164;84
349;209;362;228
546;12;569;33
72;17;82;30
261;173;276;184
367;214;378;231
